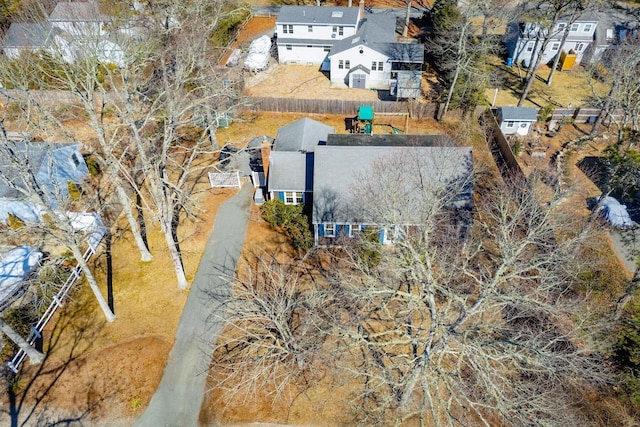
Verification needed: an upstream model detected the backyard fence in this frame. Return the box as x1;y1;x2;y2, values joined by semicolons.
7;243;101;373
243;96;438;119
550;107;625;124
484;111;525;180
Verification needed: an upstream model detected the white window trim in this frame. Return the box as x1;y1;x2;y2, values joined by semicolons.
283;191;303;205
583;24;592;32
506;121;515;128
325;223;335;237
570;23;579;32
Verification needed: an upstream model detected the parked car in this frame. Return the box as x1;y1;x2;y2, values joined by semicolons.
594;196;634;229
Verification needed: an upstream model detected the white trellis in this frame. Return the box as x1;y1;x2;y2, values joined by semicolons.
6;213;107;372
208;171;241;188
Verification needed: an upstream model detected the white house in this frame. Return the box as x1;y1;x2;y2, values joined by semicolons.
495;107;538;136
2;23;52;59
48;1;107;38
2;1;126;66
504;12;599;68
275;3;424;98
328;13;423;97
276;4;361;65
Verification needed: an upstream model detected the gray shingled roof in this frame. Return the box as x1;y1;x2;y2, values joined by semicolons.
277;5;360;26
48;1;105;22
274;118;335;152
329;13;423;62
267;151;310;193
0;142;88;206
312;144;473;224
498;107;538;121
3;23;51;48
330;13;396;55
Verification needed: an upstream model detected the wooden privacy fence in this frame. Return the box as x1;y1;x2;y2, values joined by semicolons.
483;111;525;180
550;107;625;124
243;96;438;119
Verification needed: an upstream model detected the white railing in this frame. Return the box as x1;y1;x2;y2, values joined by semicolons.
7;244;98;373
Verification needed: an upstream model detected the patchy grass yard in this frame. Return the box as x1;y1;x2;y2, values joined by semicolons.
485;55;610;108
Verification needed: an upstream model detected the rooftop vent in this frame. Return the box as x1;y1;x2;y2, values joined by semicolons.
331;11;343;18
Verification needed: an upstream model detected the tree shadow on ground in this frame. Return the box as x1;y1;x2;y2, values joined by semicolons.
0;292;115;427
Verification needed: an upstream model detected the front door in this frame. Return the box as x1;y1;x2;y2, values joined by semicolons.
352;74;366;89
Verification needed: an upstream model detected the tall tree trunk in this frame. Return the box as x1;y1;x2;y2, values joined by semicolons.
403;0;412;37
71;245;116;322
161;219;189;289
0;318;44;365
590;79;618;137
442;62;462;119
547;28;570;86
518;44;544;107
115;184;153;261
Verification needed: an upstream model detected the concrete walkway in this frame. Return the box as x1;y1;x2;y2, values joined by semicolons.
135;184;253;427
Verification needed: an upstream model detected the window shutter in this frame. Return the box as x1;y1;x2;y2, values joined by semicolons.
318;224;325;237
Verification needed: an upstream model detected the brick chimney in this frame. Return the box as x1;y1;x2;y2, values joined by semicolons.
359;0;365;20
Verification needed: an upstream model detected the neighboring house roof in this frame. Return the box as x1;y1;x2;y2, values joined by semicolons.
593;9;638;48
267;151;311;193
498;107;538;122
48;1;106;22
0;142;89;208
312;144;473;225
274;118;335;152
277;5;360;26
327;134;454;146
329;13;424;62
3;23;51;49
377;42;424;63
330;13;396;56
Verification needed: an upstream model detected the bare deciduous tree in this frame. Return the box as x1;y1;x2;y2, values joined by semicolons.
328;155;611;425
208;250;334;405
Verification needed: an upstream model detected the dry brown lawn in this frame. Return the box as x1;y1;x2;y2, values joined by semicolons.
486;56;610;108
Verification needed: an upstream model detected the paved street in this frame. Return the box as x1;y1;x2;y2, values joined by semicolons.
134;183;252;427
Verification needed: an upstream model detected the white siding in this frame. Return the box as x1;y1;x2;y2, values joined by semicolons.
278;43;331;64
329;45;390;88
277;23;356;41
512;20;597;67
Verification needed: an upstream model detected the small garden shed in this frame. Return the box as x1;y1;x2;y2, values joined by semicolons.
496;107;538;136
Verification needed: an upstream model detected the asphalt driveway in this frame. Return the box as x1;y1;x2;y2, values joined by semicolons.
134;183;252;427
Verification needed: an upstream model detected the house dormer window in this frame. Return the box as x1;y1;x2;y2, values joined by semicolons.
570;23;579;32
71;152;81;168
283;24;293;34
583;23;592;32
338;26;343;36
557;23;566;31
308;25;313;32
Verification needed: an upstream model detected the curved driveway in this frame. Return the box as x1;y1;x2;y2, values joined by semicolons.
135;183;252;427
